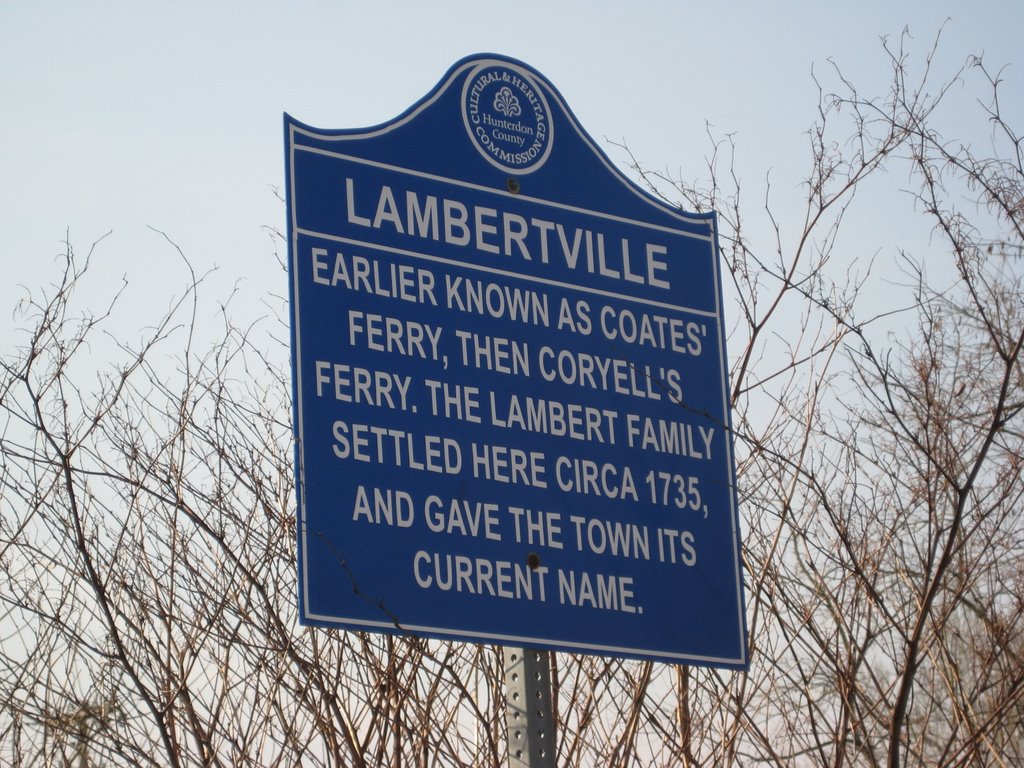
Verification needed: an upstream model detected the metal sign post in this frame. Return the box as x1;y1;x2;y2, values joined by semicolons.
504;647;555;768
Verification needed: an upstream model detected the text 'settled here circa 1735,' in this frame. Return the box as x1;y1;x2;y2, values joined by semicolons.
285;55;748;668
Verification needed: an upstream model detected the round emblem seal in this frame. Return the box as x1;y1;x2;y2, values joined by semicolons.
461;62;553;174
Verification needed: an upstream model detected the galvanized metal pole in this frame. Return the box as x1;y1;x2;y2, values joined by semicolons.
504;647;556;768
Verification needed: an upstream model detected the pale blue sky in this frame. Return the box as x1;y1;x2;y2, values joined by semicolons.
2;1;1021;353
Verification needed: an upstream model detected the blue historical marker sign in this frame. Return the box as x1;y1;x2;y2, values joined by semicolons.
285;55;748;668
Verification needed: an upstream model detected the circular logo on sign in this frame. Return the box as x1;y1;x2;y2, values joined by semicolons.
462;63;553;174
